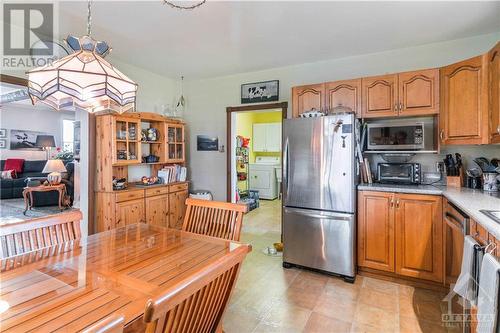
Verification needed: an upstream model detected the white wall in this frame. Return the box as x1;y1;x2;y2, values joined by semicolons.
184;32;500;200
0;104;74;160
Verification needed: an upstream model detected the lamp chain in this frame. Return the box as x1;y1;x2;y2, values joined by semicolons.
163;0;206;10
87;0;92;36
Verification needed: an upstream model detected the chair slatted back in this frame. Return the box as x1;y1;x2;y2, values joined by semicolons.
82;314;125;333
182;198;247;241
0;210;83;258
143;245;250;333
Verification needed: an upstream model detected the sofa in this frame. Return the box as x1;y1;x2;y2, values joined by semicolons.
0;160;75;207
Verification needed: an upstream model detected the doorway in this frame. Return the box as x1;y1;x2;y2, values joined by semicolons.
226;102;287;203
226;101;287;248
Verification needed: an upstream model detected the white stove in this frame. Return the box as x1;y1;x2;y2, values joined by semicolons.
249;156;281;200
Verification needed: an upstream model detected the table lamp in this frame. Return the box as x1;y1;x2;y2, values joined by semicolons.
42;159;67;185
35;135;56;159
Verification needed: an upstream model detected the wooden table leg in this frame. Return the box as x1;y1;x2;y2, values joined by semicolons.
58;188;63;212
23;190;29;215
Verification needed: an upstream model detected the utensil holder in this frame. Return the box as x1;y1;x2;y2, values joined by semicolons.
447;170;464;188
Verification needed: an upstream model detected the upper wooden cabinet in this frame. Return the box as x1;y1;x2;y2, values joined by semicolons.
440;55;489;145
395;194;443;282
326;79;362;118
361;74;398;118
361;70;439;118
398;69;439;116
358;191;444;283
489;42;500;143
291;83;325;118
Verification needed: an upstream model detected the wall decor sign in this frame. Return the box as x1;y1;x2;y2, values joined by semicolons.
0;139;6;149
241;80;279;104
0;129;7;138
197;135;219;151
10;130;47;150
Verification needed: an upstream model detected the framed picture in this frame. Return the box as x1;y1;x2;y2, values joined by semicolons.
197;135;219;151
241;80;279;104
0;129;6;138
10;130;46;150
0;139;6;149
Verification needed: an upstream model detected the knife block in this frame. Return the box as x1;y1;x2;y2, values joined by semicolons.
446;169;464;188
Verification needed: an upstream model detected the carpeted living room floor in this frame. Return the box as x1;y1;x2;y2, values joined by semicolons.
0;198;74;224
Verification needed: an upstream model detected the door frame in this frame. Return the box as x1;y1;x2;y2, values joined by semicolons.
226;102;288;202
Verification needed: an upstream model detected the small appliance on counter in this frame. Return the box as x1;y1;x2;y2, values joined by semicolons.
377;163;421;184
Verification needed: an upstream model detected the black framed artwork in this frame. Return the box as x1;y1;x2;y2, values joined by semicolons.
241;80;279;104
197;135;219;151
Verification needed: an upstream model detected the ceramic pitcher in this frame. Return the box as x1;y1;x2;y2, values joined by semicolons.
482;172;500;192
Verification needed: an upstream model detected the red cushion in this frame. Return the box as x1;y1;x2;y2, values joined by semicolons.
4;159;24;173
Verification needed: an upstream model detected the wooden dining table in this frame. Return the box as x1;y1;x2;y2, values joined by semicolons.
0;223;251;332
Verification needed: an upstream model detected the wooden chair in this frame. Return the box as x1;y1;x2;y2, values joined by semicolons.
182;198;247;241
0;210;83;258
143;244;251;333
82;314;125;333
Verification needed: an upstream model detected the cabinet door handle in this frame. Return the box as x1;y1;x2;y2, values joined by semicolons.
390;199;394;208
440;130;445;142
497;125;500;134
396;199;400;209
399;102;403;111
394;103;399;112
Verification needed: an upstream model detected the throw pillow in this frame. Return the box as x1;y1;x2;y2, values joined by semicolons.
1;170;16;179
4;158;24;174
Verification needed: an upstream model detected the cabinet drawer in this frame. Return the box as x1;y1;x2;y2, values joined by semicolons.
116;190;144;203
471;219;489;245
145;186;169;197
169;183;188;193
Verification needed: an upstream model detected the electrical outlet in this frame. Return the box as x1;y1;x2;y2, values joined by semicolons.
436;162;445;173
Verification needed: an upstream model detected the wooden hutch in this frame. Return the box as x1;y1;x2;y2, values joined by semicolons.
95;112;189;232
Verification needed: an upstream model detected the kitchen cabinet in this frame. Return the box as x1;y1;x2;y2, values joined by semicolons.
115;198;145;228
361;74;398;118
145;194;169;227
489;42;500;143
325;79;362;118
398;69;439;116
291;83;325;118
358;191;395;272
253;123;281;152
361;70;439;118
358;191;443;283
395;194;443;282
440;55;489;145
168;187;189;230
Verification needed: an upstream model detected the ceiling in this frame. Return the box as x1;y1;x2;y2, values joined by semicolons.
56;1;500;79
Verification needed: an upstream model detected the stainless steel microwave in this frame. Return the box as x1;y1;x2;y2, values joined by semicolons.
366;118;435;152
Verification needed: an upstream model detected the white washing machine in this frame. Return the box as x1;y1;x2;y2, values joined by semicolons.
249;156;281;200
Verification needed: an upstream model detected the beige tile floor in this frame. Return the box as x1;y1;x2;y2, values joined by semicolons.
223;200;463;333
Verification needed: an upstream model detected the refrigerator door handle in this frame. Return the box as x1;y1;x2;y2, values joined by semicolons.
286;207;353;220
283;137;289;196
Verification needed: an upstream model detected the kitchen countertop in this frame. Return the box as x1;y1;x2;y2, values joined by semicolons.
358;183;500;239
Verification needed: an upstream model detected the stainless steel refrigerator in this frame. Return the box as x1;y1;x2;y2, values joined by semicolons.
282;113;357;281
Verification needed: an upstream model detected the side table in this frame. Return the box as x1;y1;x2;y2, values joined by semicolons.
23;184;67;215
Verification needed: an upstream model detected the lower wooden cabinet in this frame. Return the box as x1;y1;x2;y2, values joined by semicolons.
95;182;188;232
169;189;189;230
358;191;395;272
146;194;169;227
395;194;443;282
357;191;443;283
115;198;145;228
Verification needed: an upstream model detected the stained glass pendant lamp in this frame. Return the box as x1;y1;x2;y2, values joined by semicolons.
27;0;138;113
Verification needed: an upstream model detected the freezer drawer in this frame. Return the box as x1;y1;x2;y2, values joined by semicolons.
283;207;355;277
